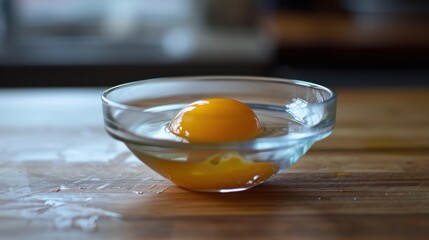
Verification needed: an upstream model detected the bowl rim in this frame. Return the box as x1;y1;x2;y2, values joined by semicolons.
102;75;336;150
102;76;336;110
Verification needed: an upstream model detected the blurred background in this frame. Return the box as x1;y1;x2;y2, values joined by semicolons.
0;0;428;87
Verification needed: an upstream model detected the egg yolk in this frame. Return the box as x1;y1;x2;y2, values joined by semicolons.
130;98;278;191
168;98;263;143
130;151;278;191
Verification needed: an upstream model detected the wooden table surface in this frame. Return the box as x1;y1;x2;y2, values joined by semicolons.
1;87;429;240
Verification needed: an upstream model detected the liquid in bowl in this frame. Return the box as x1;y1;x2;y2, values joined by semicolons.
124;101;311;192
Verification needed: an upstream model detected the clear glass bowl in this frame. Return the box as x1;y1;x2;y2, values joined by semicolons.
102;76;336;192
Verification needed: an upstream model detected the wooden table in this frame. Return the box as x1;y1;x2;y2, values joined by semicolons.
1;87;429;240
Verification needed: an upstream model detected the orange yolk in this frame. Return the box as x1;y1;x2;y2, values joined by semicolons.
131;151;278;191
168;98;263;143
131;98;278;191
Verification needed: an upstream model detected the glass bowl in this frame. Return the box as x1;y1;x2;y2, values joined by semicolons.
102;76;336;192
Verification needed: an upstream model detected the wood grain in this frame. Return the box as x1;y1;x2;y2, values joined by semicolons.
1;88;429;240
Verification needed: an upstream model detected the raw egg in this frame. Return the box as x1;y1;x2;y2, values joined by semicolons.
129;97;278;191
168;98;263;143
132;151;278;191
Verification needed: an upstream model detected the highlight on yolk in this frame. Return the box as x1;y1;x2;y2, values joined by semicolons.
168;98;263;143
